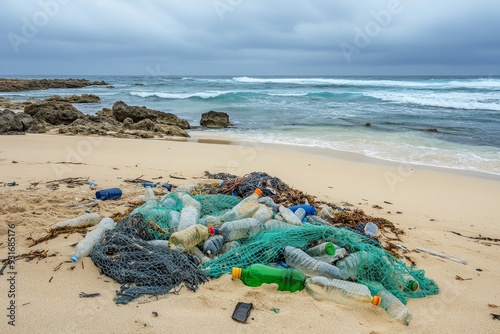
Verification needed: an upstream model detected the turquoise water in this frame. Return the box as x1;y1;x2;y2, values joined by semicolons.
2;75;500;175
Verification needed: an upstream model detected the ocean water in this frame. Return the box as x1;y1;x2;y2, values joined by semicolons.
2;75;500;175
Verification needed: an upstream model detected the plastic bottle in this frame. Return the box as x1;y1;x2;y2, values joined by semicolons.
264;219;296;230
402;273;420;291
289;205;317;216
312;247;348;264
364;222;379;238
209;218;262;241
71;218;115;262
168;210;181;232
221;240;241;254
220;189;263;222
168;224;209;252
252;204;274;223
336;251;377;280
142;182;156;188
232;263;306;292
257;196;279;212
95;188;122;200
305;242;336;257
146;239;169;248
294;208;306;221
203;235;225;256
52;212;101;229
376;288;413;325
278;205;303;226
305;276;381;307
188;246;210;264
284;246;342;279
160;196;178;209
306;215;331;226
177;193;201;231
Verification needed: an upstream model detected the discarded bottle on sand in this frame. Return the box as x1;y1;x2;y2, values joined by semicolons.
252;204;274;223
305;242;336;257
289;205;317;216
264;219;296;230
284;246;342;279
177;193;201;231
168;224;209;252
376;288;413;325
305;276;381;307
232;264;306;292
221;189;262;222
209;218;263;241
364;222;379;238
203;235;225;256
52;212;101;229
95;188;122;200
294;207;306;221
278;205;303;226
71;218;115;262
336;250;377;280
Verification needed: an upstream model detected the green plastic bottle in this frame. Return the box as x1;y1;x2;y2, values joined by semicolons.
232;264;306;292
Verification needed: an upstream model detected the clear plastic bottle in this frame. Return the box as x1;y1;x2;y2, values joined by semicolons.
232;263;306;292
264;219;296;230
188;246;210;264
336;250;377;280
177;193;201;231
402;273;419;291
284;246;342;279
209;218;263;241
203;235;225;256
220;189;263;222
305;276;381;307
305;242;336;257
294;207;306;221
364;222;378;238
376;288;413;325
313;247;348;264
221;240;241;254
52;212;101;229
278;205;303;226
168;224;209;252
257;196;279;212
71;218;114;262
168;210;181;232
252;204;274;223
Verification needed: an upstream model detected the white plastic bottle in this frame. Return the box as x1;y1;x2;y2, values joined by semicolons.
209;218;262;241
52;212;100;229
168;210;181;232
264;219;296;230
294;208;306;221
252;204;274;223
376;288;413;325
305;242;336;257
220;189;262;222
284;246;342;279
335;251;377;280
305;276;381;307
177;193;201;231
168;224;209;252
278;206;303;226
71;217;115;262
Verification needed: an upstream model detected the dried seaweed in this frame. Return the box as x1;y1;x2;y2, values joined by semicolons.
29;224;94;247
0;249;57;263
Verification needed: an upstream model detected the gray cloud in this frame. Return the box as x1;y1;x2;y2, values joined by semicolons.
1;0;499;75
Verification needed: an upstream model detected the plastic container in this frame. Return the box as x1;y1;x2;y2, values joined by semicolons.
305;242;336;257
257;196;279;212
142;182;156;188
364;222;378;238
336;251;377;280
52;212;101;229
95;188;122;200
71;218;115;262
284;246;342;279
294;208;306;221
289;205;317;216
252;204;274;223
209;218;262;241
162;183;172;191
264;219;296;230
220;189;263;222
305;276;381;307
203;235;225;256
232;263;306;292
221;240;241;254
312;247;348;264
376;288;413;325
278;205;303;226
402;273;420;291
188;246;210;264
168;210;181;232
168;224;209;252
177;193;201;231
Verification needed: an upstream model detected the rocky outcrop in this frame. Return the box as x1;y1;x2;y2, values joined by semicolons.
0;97;36;111
24;101;84;125
111;101;190;129
0;110;24;134
200;110;231;128
16;112;35;131
0;78;108;92
45;94;101;103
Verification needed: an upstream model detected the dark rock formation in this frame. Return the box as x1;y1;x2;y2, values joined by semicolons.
132;118;156;131
0;78;108;92
111;101;190;129
200;110;231;128
24;101;84;125
45;94;101;103
0;110;24;134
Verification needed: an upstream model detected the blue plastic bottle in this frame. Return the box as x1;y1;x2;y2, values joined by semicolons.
289;205;317;216
95;188;122;200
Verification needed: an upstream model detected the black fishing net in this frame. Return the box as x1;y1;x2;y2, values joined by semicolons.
91;213;209;304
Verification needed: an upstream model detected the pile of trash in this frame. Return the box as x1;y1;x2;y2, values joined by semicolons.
64;172;439;324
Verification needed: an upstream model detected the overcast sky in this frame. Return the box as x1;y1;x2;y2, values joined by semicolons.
1;0;499;76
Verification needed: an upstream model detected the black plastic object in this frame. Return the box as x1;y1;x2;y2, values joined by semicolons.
232;302;253;323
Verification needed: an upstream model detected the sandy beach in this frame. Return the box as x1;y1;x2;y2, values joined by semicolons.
0;133;499;334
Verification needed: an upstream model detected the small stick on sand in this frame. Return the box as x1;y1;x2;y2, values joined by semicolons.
415;247;468;265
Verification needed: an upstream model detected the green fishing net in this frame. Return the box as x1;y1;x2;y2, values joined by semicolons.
201;223;439;303
193;194;241;216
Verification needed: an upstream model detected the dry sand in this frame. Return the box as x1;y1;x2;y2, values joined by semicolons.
0;134;499;334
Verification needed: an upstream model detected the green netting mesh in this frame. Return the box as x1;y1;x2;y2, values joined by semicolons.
201;223;439;303
193;194;241;217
